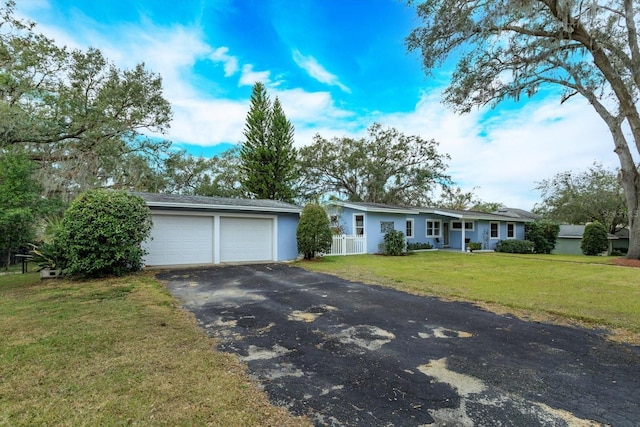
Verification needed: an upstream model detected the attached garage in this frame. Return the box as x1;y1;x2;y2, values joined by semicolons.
136;193;301;267
144;215;214;266
219;217;273;263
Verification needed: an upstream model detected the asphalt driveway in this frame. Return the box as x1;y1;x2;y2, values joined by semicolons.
157;264;640;426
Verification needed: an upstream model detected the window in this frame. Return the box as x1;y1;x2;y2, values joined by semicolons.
406;219;414;238
354;214;365;236
451;221;474;231
507;222;516;239
490;222;499;239
426;220;441;237
380;221;394;233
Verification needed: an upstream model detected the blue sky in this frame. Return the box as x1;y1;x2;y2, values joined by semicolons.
17;0;619;209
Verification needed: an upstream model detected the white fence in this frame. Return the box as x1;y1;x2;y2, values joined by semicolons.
327;234;367;256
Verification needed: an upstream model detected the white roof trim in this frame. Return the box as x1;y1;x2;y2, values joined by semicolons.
332;201;418;215
431;210;464;219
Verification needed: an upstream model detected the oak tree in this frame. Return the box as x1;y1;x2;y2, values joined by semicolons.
535;163;627;234
0;2;172;200
297;123;450;206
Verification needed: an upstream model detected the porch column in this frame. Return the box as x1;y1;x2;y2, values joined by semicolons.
461;220;466;252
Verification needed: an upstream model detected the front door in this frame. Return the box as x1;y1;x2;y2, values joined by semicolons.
443;222;450;247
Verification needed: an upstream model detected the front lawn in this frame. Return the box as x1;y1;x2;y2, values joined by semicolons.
299;252;640;343
0;272;309;426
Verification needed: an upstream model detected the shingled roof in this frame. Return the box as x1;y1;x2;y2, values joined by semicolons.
331;201;534;222
133;192;302;213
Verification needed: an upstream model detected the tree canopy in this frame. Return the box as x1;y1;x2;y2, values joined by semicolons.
406;0;640;258
240;82;297;202
535;163;627;234
0;1;172;201
0;152;40;268
161;148;245;198
298;123;451;206
435;186;505;212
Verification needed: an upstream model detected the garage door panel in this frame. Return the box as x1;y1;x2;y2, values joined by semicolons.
145;215;213;266
220;217;273;262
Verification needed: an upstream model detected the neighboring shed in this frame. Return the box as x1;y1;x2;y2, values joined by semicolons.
553;224;618;256
135;193;301;267
613;228;630;254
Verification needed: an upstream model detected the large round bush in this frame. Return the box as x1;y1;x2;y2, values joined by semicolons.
581;221;609;256
59;189;152;277
383;230;406;256
297;203;333;260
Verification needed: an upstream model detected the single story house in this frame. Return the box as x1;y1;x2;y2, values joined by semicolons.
552;224;618;256
328;201;535;253
136;192;301;267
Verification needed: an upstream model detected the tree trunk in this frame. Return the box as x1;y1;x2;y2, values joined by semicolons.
619;167;640;259
582;95;640;259
5;246;10;271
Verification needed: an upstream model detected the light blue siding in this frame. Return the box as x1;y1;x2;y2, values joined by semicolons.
335;205;528;253
277;213;300;261
365;212;413;253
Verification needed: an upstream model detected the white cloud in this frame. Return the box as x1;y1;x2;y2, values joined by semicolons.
210;46;239;77
292;49;351;93
238;64;271;86
170;98;247;146
367;89;616;210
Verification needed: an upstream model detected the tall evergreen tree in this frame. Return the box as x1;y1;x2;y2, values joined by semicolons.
267;97;296;202
240;82;297;202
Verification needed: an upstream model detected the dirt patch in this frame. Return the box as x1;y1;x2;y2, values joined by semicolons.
611;257;640;268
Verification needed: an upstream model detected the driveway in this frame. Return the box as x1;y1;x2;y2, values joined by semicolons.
157;264;640;426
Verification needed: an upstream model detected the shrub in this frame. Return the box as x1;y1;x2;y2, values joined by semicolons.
494;239;534;254
59;190;152;277
581;221;609;256
383;230;406;256
29;241;66;271
525;219;560;254
407;242;433;250
468;242;482;251
297;203;333;260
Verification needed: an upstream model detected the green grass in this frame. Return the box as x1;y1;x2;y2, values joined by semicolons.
299;252;640;342
0;272;309;427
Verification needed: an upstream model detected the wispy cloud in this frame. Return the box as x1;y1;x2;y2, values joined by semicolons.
210;47;239;77
292;49;351;93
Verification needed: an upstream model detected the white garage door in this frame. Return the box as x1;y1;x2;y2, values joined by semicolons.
220;217;274;263
145;215;213;266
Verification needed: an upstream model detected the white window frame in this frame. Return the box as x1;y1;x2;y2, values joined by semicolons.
406;219;414;239
490;222;500;239
354;214;365;236
426;220;441;237
507;222;516;239
451;221;474;231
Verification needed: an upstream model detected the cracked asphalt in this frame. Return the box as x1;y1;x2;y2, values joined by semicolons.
156;264;640;426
